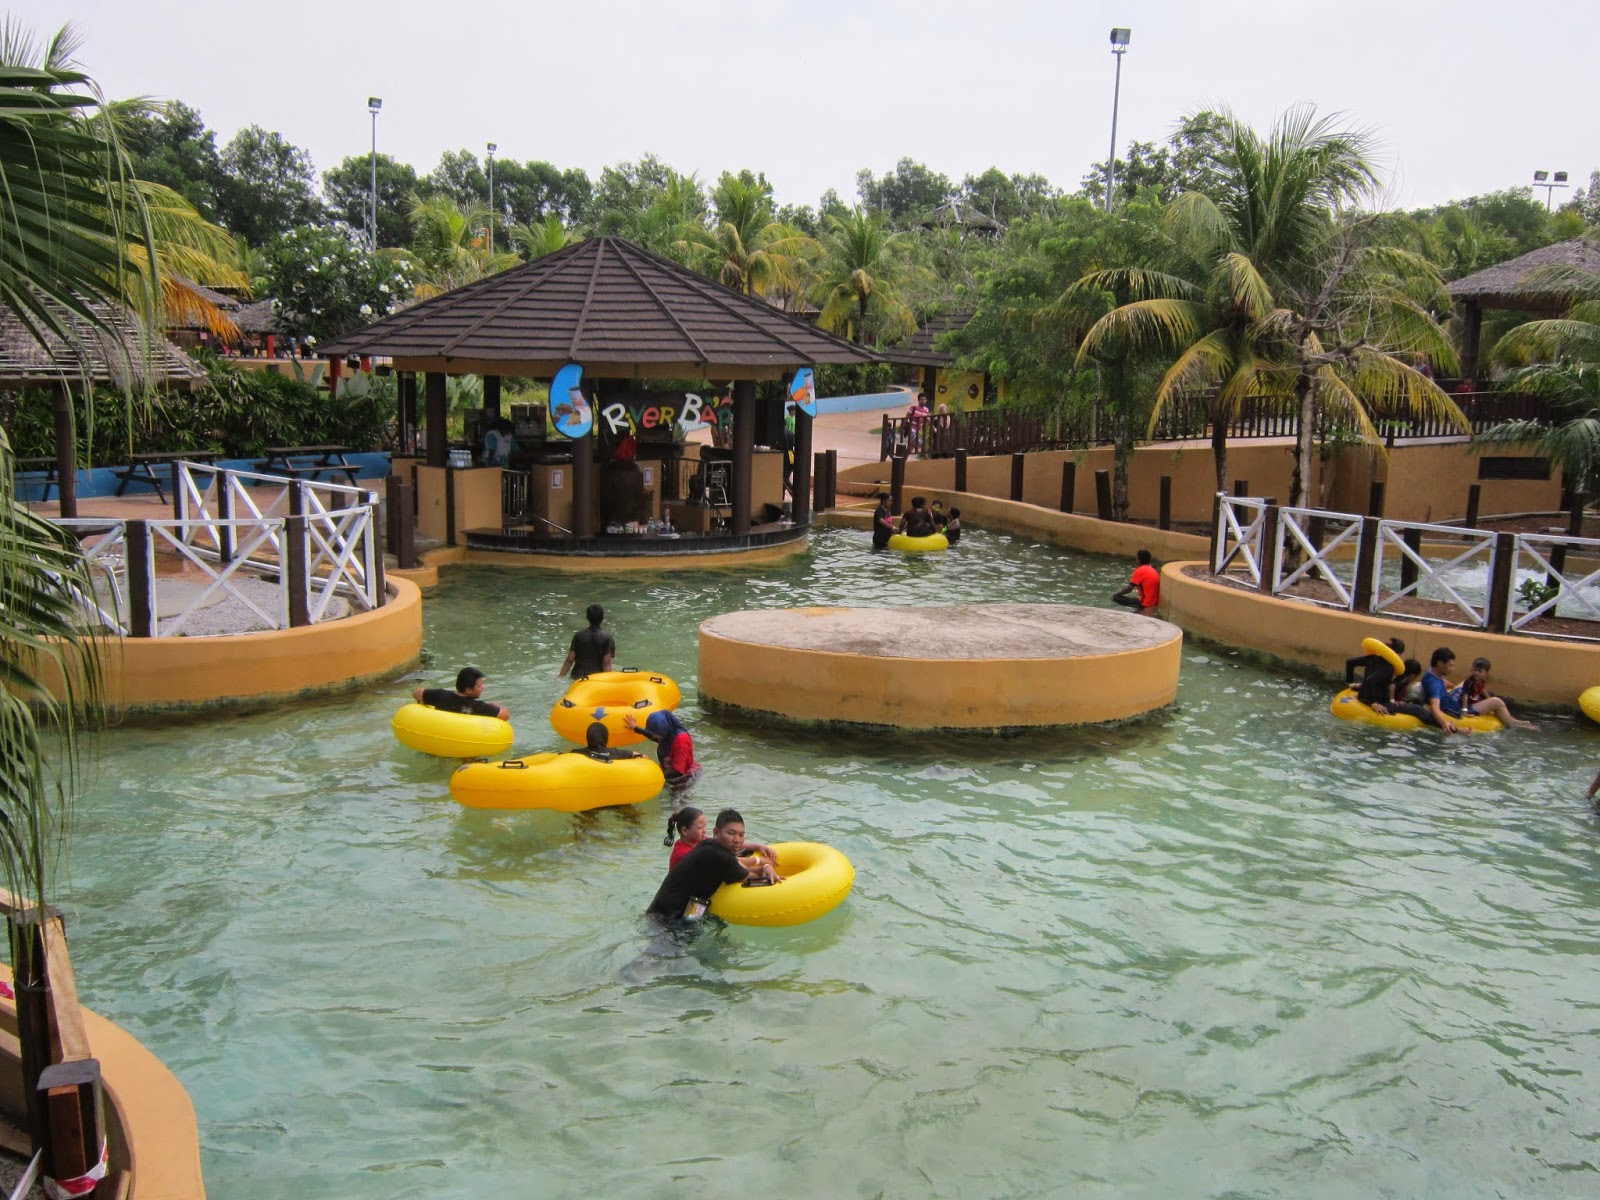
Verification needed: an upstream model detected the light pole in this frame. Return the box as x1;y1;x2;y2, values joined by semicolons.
1533;169;1569;210
367;97;383;249
486;142;497;255
1104;28;1131;214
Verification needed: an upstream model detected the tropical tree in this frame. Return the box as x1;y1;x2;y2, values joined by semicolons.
682;173;814;298
513;214;580;260
323;152;419;248
403;194;518;298
215;124;322;247
1076;107;1465;504
262;224;412;340
1473;270;1600;508
813;208;920;344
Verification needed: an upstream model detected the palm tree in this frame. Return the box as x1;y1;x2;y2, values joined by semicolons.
682;175;815;298
1076;107;1465;505
513;214;580;260
813;208;919;344
404;194;519;298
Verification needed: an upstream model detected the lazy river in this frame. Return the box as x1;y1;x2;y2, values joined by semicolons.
60;528;1600;1198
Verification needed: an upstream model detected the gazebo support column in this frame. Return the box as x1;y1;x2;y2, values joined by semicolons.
484;374;501;420
1460;301;1483;379
399;373;418;456
732;380;755;535
424;373;448;468
572;434;595;538
53;385;77;519
792;408;814;525
924;366;938;402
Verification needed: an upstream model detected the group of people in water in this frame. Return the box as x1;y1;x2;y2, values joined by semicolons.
648;807;784;920
872;493;961;548
1346;638;1535;734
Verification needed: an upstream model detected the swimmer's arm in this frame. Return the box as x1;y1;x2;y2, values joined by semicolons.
1589;769;1600;800
558;651;576;678
412;686;426;703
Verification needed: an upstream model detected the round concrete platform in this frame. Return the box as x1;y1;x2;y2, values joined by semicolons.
698;603;1183;731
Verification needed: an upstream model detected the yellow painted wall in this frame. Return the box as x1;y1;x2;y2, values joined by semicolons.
842;441;1561;524
1160;563;1597;706
38;580;423;714
932;370;987;413
700;612;1182;729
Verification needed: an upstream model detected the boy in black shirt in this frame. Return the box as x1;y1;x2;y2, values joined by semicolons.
414;667;509;719
647;809;780;921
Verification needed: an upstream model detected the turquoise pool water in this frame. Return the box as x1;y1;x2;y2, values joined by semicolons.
59;529;1600;1198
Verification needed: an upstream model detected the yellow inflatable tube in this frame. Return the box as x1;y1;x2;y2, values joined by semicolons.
1330;688;1503;733
550;669;682;746
888;532;948;554
1361;636;1405;674
708;842;855;927
1579;686;1600;725
451;751;664;812
393;703;514;758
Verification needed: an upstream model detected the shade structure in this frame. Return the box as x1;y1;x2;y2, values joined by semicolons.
322;236;880;379
0;302;208;391
1448;236;1600;313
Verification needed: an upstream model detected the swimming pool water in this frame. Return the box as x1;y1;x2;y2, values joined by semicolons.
58;529;1600;1198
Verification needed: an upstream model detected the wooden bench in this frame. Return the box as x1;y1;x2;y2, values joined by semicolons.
255;462;361;486
114;452;217;502
255;446;360;487
16;456;59;499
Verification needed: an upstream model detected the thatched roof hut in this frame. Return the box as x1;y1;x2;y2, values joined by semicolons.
1448;237;1600;374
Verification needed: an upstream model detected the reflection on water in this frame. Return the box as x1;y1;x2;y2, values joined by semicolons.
59;529;1600;1197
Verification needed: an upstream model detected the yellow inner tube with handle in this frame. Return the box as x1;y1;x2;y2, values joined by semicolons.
888;532;948;554
451;751;664;812
708;841;855;927
1579;686;1600;725
392;703;514;758
1361;636;1405;675
550;669;682;746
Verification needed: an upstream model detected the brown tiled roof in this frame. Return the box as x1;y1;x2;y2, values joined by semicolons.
322;236;880;377
878;309;975;367
0;302;208;390
1448;237;1600;310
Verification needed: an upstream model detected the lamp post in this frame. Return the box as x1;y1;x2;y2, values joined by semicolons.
1105;28;1131;214
1533;169;1569;210
486;142;497;255
367;97;383;249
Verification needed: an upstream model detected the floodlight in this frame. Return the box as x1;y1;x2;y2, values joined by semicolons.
1110;27;1131;49
368;97;382;114
1555;171;1569;183
1534;170;1549;182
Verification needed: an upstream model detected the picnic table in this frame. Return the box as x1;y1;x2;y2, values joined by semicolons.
17;456;60;499
254;445;361;487
114;451;219;502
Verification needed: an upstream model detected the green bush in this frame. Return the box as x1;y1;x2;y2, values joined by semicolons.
814;361;898;398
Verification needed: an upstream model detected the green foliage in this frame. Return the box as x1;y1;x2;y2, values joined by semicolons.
323;152;418;248
262;225;412;341
856;158;955;226
1082;112;1232;209
1518;577;1559;609
118;99;225;221
813;362;897;398
216;125;322;246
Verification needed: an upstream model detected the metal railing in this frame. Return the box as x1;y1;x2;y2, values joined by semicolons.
54;460;384;637
1211;493;1600;638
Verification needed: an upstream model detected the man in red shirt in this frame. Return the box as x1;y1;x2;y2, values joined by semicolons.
1112;549;1161;615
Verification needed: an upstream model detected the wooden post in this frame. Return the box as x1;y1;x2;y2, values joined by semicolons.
483;374;502;418
1158;475;1172;531
1568;490;1586;538
1009;453;1025;502
1060;461;1076;513
444;461;457;546
1307;513;1326;582
1210;492;1223;573
424;373;448;468
7;906;93;1158
812;452;827;513
125;520;155;638
731;380;755;535
1464;484;1481;529
824;449;838;510
1400;527;1423;591
954;447;968;493
792;409;813;525
218;473;236;564
1368;479;1385;517
1258;504;1281;594
1233;479;1249;498
1094;469;1112;521
572;433;594;539
37;1059;105;1197
53;386;77;519
1486;531;1515;633
286;481;310;627
1352;515;1381;613
890;452;906;516
399;372;419;456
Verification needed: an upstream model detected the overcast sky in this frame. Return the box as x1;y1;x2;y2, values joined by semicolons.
24;0;1598;213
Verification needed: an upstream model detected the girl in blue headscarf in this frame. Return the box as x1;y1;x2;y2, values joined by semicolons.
624;709;701;785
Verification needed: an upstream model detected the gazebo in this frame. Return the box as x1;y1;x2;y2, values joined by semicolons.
322;236;878;548
1449;236;1600;376
878;309;982;407
0;303;207;517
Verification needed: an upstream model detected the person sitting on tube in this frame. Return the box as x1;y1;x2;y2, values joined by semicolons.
569;722;642;763
413;667;509;720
